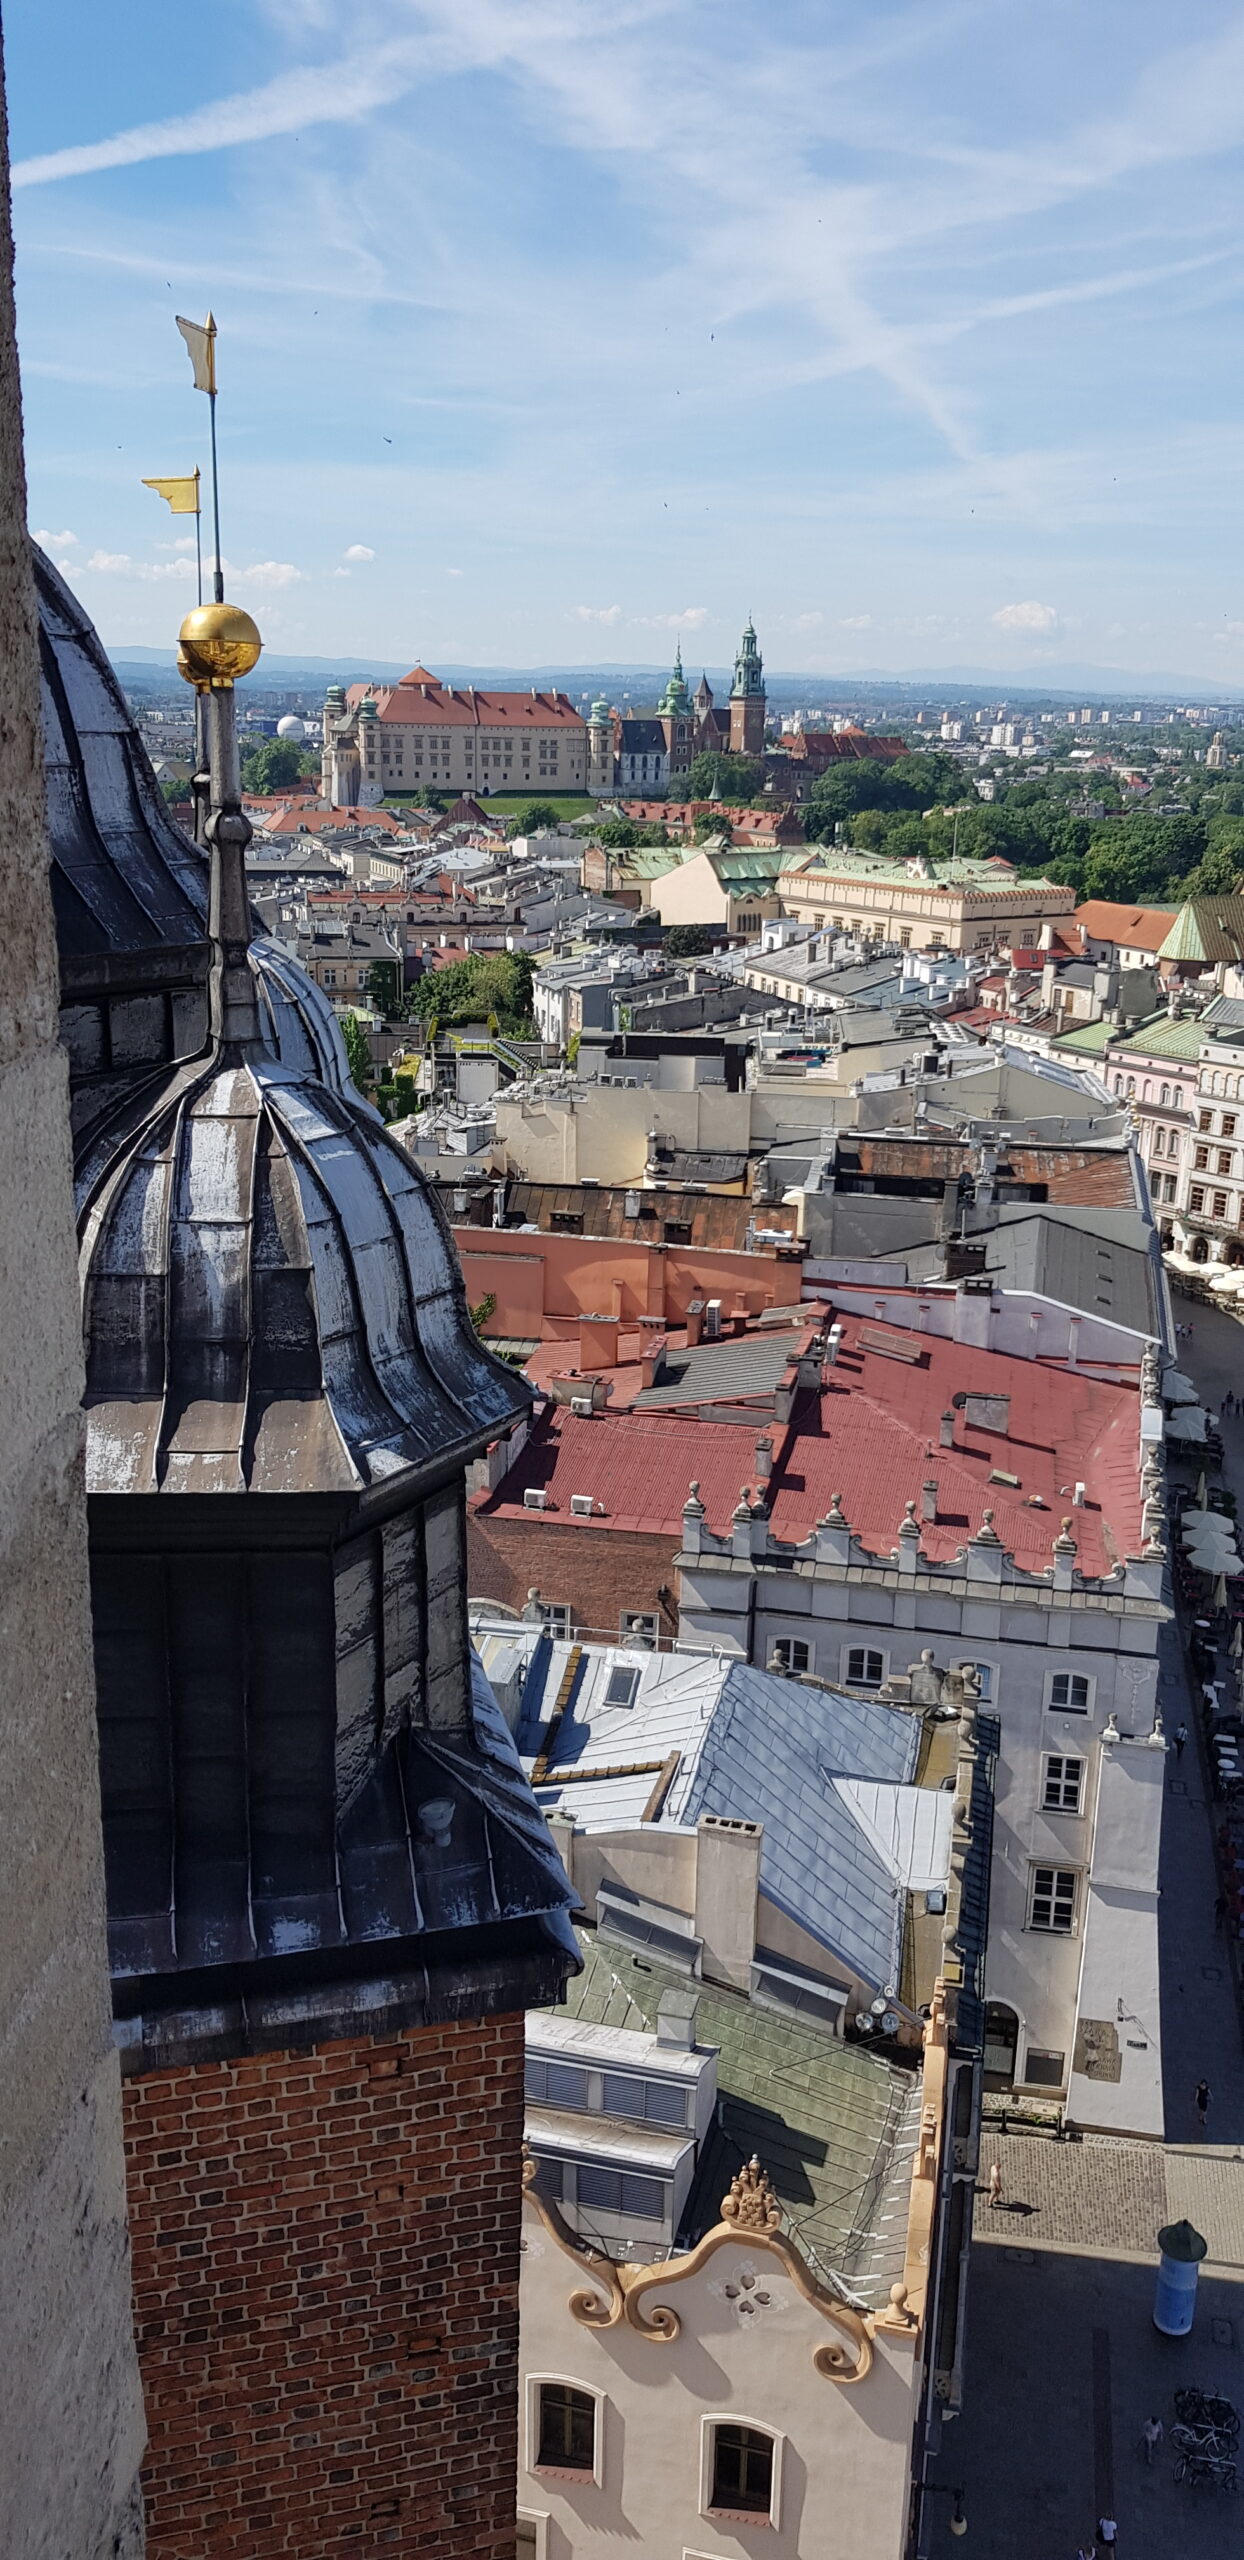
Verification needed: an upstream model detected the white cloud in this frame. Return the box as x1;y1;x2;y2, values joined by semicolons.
81;549;303;592
788;611;824;632
839;614;873;630
85;549;195;581
444;566;464;577
569;603;623;625
34;527;79;547
991;600;1060;633
233;560;305;589
343;543;375;562
646;606;709;631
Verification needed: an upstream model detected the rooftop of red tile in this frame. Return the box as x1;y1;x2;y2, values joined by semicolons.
478;1309;1143;1574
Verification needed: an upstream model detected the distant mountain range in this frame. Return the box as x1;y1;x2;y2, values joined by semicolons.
104;643;1244;706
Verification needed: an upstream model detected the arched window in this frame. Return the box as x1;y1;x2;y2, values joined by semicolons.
1160;1083;1170;1107
702;2419;784;2528
1142;1080;1152;1103
530;2380;603;2484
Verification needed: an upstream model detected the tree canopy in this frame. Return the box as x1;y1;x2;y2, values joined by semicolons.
512;799;561;834
686;751;766;804
406;951;535;1035
239;736;319;793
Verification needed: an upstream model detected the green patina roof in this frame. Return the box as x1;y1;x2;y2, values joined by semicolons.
560;1929;916;2303
1050;1018;1115;1056
800;847;1064;893
1052;1008;1204;1064
1157;896;1244;965
616;846;682;878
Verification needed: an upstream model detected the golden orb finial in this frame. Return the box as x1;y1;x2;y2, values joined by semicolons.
177;601;263;689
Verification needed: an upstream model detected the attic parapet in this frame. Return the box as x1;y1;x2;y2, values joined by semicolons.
679;1502;1159;1608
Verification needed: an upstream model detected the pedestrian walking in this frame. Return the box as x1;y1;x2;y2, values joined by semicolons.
1175;1722;1188;1760
987;2160;1004;2209
1141;2414;1163;2464
1097;2516;1118;2550
1195;2076;1212;2129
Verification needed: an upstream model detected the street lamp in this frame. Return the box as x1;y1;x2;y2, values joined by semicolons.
923;2483;968;2538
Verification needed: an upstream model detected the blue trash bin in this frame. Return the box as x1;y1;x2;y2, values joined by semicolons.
1154;2219;1208;2335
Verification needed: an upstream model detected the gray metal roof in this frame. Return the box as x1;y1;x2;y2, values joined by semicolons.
676;1661;919;1990
971;1210;1160;1337
634;1329;800;1409
38;541;210;960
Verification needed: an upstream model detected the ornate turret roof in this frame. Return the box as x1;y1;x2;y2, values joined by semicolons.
658;641;692;717
731;616;765;699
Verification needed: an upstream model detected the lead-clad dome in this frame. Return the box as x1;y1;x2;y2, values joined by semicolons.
78;1037;524;1495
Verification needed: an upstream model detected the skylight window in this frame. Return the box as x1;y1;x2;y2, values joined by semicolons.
604;1665;639;1710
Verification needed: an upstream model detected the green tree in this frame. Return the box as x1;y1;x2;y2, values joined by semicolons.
664;924;717;957
340;1011;372;1093
159;776;192;809
514;799;561;834
239;736;318;793
406;951;535;1035
468;1291;497;1333
686;751;767;803
365;959;403;1015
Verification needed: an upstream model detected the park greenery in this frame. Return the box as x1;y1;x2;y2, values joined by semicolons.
405;950;535;1036
239;736;320;794
663;924;718;958
798;749;1244;907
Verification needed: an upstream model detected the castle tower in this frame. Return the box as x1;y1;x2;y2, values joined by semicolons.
587;694;614;796
729;616;766;756
658;641;692;719
62;587;578;2558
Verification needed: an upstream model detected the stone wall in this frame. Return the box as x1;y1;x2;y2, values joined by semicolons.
123;2015;527;2557
0;29;147;2556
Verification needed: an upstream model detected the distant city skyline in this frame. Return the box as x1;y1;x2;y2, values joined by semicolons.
9;0;1244;679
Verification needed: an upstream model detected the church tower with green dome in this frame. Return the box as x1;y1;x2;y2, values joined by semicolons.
658;641;692;719
729;616;766;754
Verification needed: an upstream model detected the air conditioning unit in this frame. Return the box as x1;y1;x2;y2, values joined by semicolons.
570;1494;595;1517
523;1488;550;1511
570;1396;594;1418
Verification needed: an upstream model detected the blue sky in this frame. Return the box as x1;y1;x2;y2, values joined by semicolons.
9;0;1244;679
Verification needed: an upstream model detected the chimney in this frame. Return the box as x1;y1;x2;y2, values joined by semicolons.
939;1411;955;1449
685;1299;705;1348
641;1338;668;1390
577;1315;619;1371
655;1985;700;2049
754;1435;773;1482
921;1479;938;1522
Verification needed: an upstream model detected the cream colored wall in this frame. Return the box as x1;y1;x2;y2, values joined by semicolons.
646;852;735;926
495;1082;753;1186
519;2204;917;2560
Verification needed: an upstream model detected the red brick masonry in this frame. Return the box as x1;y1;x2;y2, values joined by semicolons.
123;2013;526;2557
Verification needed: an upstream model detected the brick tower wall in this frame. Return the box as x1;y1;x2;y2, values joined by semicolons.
123;2012;526;2559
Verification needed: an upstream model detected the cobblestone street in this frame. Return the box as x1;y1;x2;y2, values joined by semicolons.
923;1298;1244;2555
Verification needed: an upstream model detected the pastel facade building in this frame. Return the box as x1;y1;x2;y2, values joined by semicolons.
322;666;587;805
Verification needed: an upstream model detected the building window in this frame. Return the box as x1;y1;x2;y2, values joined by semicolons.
1218;1152;1234;1176
1166;1173;1179;1202
899;927;912;949
957;1661;994;1702
517;2517;550;2560
1194;1144;1209;1171
1214;1192;1230;1220
533;2382;599;2479
1046;1670;1091;1712
1224;1114;1238;1139
1191;1185;1206;1213
1160;1083;1171;1107
1028;1865;1079;1932
844;1645;885;1689
705;2421;780;2524
1199;1108;1213;1133
526;2057;591;2108
541;1602;574;1636
1022;2047;1066;2088
772;1638;811;1674
1042;1754;1084;1813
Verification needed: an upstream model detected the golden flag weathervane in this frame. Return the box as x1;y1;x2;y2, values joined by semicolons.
174;311;223;603
141;468;202;601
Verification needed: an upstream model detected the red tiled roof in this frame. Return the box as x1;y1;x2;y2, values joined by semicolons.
478;1310;1142;1574
1074;901;1176;952
256;800;408;838
345;676;585;731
